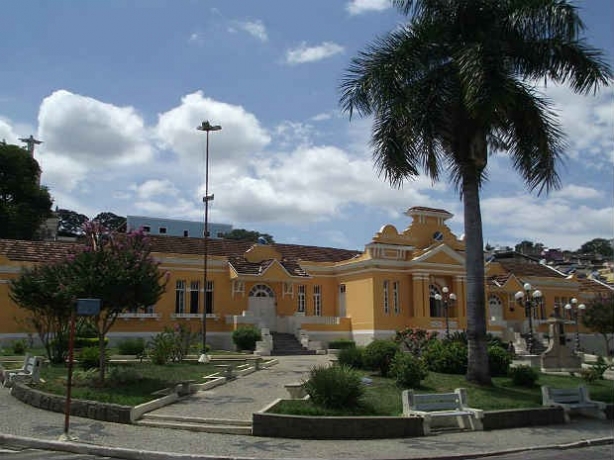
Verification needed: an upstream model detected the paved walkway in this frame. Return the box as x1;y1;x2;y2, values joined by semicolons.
0;355;612;460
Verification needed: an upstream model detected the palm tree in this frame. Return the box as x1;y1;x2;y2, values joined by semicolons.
339;0;611;385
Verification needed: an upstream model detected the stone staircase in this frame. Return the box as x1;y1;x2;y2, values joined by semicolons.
271;332;316;356
135;413;252;435
515;334;548;355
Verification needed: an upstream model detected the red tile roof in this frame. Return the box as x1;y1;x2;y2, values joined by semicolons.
0;236;362;265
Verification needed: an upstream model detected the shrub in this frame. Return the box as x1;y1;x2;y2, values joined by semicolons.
78;346;110;370
148;330;175;365
363;340;400;376
446;331;467;344
328;338;355;350
232;326;262;352
108;366;143;385
509;365;539;387
338;346;364;369
424;340;468;374
117;338;146;356
11;339;26;355
302;364;364;409
390;352;429;388
488;345;512;376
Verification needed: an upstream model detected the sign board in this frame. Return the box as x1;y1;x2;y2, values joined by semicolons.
76;298;101;316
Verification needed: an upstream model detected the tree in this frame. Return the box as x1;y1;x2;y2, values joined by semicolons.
582;294;614;357
222;228;274;243
339;0;611;384
92;212;126;232
0;143;53;240
9;261;74;363
64;221;167;380
579;238;613;258
57;208;89;237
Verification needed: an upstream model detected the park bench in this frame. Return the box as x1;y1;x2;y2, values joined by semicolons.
175;379;196;396
1;355;44;388
214;364;236;380
541;385;606;423
402;388;484;435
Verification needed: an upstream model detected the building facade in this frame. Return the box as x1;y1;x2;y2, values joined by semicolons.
1;207;612;353
126;215;232;239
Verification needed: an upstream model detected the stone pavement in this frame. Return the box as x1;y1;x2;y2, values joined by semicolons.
0;355;612;460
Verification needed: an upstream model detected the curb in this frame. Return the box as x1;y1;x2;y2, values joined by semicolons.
1;433;612;460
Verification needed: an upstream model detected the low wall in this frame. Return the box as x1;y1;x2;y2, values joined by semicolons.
253;412;423;439
482;407;566;430
10;383;132;424
253;403;613;439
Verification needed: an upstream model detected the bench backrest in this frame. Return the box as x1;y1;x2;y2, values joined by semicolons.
404;389;468;412
549;388;582;403
23;356;37;373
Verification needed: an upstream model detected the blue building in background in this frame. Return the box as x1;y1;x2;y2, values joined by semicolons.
127;215;232;239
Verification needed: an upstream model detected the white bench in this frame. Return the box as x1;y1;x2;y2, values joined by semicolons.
2;355;43;388
402;388;484;435
541;385;607;423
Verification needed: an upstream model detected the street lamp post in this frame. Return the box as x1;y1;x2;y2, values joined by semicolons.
434;287;457;339
564;298;586;353
512;283;543;354
197;120;221;363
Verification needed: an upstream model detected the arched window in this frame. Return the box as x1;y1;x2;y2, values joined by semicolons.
248;284;275;298
488;295;503;323
429;284;443;317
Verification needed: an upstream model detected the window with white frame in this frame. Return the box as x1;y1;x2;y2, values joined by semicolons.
283;282;294;298
383;280;390;314
175;280;186;313
204;280;214;314
232;280;245;298
393;281;400;314
297;285;306;312
313;285;322;316
189;281;199;313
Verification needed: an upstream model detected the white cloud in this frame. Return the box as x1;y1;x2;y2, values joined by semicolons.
346;0;391;15
541;84;614;167
550;184;603;201
131;179;180;200
0;118;21;145
38;90;152;166
230;20;268;42
34;90;153;192
154;91;270;171
285;42;344;65
481;196;613;250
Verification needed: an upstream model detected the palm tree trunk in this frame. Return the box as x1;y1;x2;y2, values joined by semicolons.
462;166;492;385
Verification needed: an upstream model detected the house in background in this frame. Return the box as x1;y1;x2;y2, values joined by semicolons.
126;215;232;239
1;207;612;354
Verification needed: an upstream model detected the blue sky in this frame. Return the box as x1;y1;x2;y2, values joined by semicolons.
1;0;612;251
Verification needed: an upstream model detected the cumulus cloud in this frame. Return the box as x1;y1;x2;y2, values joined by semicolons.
154;91;270;169
130;179;180;200
230;19;268;42
0;118;22;145
285;42;344;65
346;0;391;15
38;90;152;166
481;196;613;250
541;84;614;167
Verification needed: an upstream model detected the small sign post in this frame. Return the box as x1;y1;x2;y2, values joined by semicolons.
62;298;101;441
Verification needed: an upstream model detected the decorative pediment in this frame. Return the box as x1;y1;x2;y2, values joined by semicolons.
412;244;465;266
372;224;415;245
245;244;281;263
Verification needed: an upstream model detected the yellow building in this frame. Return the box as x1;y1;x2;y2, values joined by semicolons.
1;206;612;353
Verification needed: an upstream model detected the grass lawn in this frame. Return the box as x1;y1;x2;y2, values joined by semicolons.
270;371;614;416
36;362;220;406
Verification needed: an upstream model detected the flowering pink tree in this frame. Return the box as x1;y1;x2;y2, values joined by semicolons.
65;222;167;380
394;327;438;356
